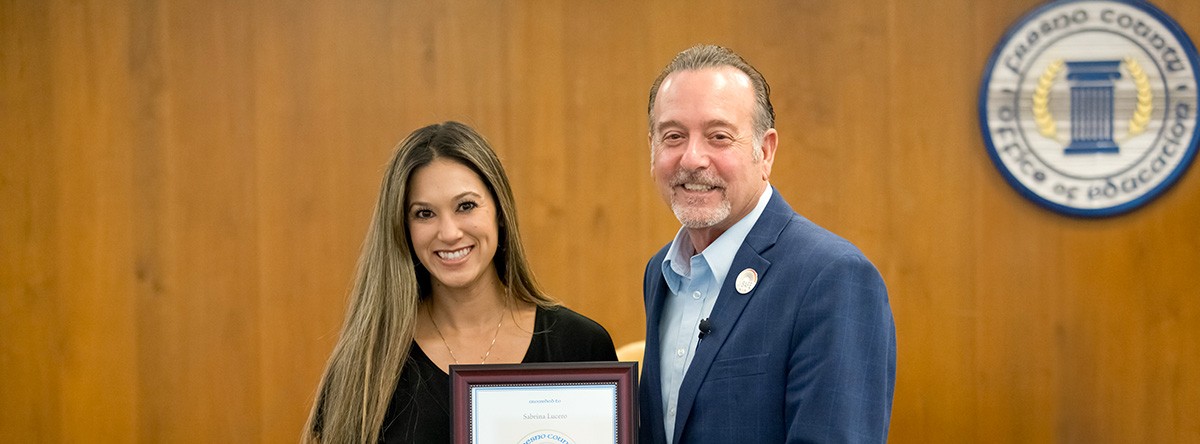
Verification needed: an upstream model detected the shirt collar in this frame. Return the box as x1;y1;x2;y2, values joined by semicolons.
661;185;773;293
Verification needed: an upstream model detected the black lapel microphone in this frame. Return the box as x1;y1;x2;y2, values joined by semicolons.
698;318;712;341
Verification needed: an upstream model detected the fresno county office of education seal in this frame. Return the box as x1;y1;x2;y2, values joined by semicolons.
519;430;576;444
979;0;1200;216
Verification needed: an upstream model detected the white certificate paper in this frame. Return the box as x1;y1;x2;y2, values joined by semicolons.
470;383;618;444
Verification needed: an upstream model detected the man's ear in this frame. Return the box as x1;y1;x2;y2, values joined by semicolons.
648;132;656;177
759;128;778;180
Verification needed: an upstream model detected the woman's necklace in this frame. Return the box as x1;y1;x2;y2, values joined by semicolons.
427;305;505;364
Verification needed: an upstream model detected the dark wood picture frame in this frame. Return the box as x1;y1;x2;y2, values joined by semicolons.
450;361;638;444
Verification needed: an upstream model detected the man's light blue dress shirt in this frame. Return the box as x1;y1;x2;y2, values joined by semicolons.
658;186;772;443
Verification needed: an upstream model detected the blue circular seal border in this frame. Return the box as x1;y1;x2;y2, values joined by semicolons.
978;0;1200;217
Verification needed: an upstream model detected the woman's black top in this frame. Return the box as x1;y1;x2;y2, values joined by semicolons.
379;305;618;443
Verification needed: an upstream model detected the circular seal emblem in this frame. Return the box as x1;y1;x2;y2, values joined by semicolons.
519;430;576;444
979;0;1200;216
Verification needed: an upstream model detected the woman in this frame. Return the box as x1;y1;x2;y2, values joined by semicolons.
304;121;617;443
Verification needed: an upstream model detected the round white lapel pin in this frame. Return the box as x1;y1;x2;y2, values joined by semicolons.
735;268;758;294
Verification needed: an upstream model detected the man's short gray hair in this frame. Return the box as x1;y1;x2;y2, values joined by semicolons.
647;44;775;139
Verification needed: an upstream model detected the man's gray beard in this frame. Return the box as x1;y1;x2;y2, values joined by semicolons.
672;199;731;228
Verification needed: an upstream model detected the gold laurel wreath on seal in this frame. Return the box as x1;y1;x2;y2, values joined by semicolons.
1124;56;1153;138
1032;59;1064;139
1030;57;1154;142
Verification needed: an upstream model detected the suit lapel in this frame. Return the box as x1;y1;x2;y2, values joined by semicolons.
642;254;671;443
670;190;792;444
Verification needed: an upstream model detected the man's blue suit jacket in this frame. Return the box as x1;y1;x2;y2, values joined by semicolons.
639;189;896;443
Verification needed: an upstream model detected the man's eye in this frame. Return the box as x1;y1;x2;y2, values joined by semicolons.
710;133;734;145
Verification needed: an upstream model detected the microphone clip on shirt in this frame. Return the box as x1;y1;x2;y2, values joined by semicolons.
698;318;712;341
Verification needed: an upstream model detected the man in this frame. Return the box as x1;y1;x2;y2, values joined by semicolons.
639;44;896;443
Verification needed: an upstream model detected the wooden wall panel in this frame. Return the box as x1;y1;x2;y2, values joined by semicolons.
2;1;61;441
45;1;141;441
885;1;984;440
2;0;1199;442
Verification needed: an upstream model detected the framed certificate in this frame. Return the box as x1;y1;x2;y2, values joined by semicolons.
450;361;638;444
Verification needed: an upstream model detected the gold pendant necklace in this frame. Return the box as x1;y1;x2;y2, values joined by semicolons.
427;306;505;364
